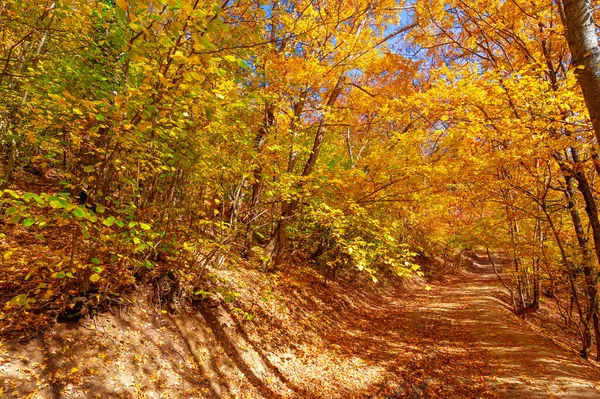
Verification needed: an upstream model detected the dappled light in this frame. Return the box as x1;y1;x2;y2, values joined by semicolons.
3;0;600;397
3;256;600;398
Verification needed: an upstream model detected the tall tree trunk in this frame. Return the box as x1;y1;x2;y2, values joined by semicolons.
542;194;591;355
564;172;596;359
560;0;600;143
594;307;600;358
245;103;274;250
570;150;600;265
556;149;600;359
551;2;600;351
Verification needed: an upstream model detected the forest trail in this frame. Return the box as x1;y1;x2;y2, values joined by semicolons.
2;254;600;398
372;253;600;398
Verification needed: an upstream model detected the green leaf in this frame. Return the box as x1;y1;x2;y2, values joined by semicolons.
90;274;101;282
5;189;20;199
114;7;127;22
115;220;124;227
23;218;35;227
159;37;173;47
73;207;87;219
194;290;211;298
93;266;104;273
56;272;66;279
139;222;151;230
49;200;65;209
103;216;116;226
11;294;28;307
83;165;95;173
91;258;100;264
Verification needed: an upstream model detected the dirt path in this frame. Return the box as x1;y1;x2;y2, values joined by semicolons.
2;256;600;398
369;254;600;398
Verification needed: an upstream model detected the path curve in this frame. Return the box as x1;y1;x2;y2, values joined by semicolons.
390;254;600;398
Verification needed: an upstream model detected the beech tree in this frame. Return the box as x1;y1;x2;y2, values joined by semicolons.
560;0;600;143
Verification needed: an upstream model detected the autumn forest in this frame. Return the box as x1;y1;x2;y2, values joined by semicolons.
3;0;600;397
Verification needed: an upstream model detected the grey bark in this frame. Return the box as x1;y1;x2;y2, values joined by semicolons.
560;0;600;142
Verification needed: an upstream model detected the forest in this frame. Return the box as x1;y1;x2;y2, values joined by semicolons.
3;0;600;398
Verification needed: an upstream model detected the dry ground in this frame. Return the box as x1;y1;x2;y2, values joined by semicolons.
1;255;600;398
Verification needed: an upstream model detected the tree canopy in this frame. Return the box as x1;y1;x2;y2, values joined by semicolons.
3;0;600;359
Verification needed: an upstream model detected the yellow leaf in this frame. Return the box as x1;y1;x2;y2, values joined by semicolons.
129;22;142;32
425;285;432;291
71;367;79;373
158;73;170;87
116;0;128;10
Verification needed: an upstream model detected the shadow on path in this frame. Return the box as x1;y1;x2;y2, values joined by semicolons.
317;254;600;398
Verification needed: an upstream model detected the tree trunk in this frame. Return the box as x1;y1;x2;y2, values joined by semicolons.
245;103;274;250
560;0;600;143
2;139;16;185
266;74;346;267
594;307;600;359
559;150;600;359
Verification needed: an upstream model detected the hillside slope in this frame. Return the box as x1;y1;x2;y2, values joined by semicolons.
1;257;600;398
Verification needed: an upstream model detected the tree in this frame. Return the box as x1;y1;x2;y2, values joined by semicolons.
560;0;600;143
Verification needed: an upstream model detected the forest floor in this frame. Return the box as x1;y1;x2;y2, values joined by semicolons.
1;254;600;398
